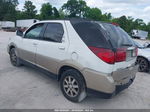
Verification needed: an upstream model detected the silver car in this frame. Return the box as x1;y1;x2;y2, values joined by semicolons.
7;19;138;102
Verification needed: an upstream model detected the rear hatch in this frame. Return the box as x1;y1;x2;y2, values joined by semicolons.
98;22;138;84
70;19;137;72
98;22;137;71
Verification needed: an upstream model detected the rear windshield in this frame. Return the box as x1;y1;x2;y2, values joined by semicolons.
71;20;134;49
71;21;111;49
98;22;134;48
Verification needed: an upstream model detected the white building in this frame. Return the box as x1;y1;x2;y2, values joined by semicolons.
1;21;15;29
16;19;39;28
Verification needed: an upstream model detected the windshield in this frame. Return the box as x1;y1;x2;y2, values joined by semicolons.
98;22;134;48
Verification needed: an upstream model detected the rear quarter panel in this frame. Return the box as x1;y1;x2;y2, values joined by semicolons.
64;21;114;74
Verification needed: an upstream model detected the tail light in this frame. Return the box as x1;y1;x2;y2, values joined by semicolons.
115;48;126;62
89;46;127;64
89;47;115;64
135;48;138;56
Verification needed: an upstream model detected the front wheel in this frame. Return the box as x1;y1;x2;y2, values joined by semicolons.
10;48;21;67
60;69;87;102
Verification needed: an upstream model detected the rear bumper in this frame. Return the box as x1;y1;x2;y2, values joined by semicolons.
112;64;138;85
83;64;138;96
87;77;135;98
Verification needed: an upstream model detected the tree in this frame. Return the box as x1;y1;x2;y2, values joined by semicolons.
112;16;149;35
0;0;150;39
23;1;37;19
0;0;18;21
16;10;26;20
112;16;130;32
78;0;88;17
59;9;65;19
10;0;19;6
62;0;88;17
101;13;112;21
145;22;150;39
134;19;146;30
53;7;60;18
84;7;102;20
40;3;53;20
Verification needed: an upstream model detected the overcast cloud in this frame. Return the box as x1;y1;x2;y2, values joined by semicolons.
18;0;150;23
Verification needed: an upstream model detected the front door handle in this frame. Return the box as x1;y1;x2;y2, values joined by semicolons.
59;46;65;50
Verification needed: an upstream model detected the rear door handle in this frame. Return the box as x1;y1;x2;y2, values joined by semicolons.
59;46;65;50
33;43;38;46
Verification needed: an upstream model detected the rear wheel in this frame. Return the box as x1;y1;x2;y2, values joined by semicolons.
10;48;21;67
136;57;149;72
60;69;87;102
147;44;150;48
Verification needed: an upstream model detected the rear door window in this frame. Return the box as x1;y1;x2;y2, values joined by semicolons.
43;23;64;43
71;21;111;49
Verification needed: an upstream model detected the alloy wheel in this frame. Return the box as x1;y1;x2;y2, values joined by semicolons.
137;58;148;72
63;76;79;97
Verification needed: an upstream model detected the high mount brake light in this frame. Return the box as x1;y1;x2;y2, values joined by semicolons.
111;23;119;26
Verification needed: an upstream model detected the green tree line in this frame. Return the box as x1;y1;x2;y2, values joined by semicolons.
0;0;150;38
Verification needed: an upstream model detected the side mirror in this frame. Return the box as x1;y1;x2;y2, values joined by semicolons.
16;30;23;37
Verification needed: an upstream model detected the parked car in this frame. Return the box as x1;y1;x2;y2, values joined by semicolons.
7;19;138;102
134;41;150;72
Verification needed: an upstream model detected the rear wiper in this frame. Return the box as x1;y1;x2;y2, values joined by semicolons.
121;44;133;46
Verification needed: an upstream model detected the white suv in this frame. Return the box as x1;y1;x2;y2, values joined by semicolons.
8;19;138;102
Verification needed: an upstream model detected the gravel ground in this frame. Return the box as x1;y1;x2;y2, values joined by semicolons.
0;30;150;109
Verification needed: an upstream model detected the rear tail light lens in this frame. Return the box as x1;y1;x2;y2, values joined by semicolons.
135;48;138;56
115;48;126;62
89;46;115;64
89;46;127;64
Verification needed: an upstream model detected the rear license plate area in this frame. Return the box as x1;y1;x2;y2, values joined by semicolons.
126;50;135;61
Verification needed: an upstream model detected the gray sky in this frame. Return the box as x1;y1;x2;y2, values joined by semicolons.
18;0;150;23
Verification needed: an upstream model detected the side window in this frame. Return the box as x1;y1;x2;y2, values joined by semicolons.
43;23;64;43
24;24;44;39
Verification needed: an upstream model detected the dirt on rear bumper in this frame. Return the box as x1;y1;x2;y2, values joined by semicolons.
87;77;135;99
112;64;138;85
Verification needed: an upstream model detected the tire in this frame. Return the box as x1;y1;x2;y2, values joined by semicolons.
60;69;87;102
136;57;149;72
147;44;150;48
10;48;22;67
